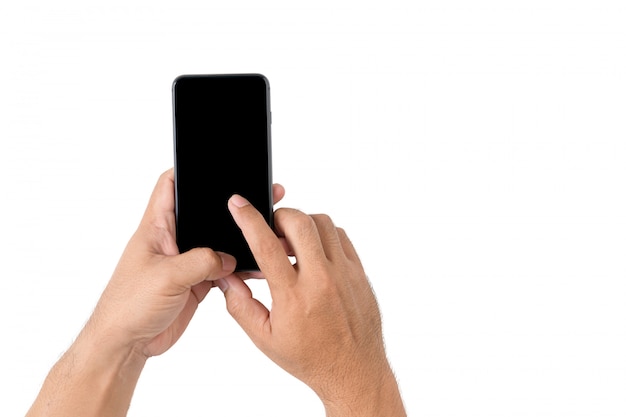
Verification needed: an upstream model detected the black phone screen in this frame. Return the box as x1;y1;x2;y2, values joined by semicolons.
173;74;272;271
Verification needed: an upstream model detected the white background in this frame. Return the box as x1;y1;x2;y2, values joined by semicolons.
1;1;625;416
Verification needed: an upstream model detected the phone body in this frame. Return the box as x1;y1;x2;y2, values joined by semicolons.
172;74;273;271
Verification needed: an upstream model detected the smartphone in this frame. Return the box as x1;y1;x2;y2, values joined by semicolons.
172;74;273;271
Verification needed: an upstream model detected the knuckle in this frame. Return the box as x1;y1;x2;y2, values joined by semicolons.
197;247;220;266
276;208;318;238
273;207;297;224
225;295;243;317
190;248;223;279
290;212;317;236
311;213;334;228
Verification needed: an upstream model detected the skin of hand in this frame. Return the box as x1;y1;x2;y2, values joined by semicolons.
86;169;284;358
219;195;406;417
26;169;285;417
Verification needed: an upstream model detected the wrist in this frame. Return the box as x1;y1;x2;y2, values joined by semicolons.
73;323;148;378
318;364;406;417
74;322;148;404
27;324;147;417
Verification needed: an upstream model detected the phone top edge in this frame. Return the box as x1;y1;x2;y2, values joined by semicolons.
172;73;269;90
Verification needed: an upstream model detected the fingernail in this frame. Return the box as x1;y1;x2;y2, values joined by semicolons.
230;194;250;208
216;278;229;293
218;252;236;272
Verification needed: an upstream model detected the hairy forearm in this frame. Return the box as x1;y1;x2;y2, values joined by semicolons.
321;366;407;417
26;327;146;417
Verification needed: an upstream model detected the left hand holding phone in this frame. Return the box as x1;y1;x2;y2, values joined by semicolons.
92;168;285;358
26;169;286;417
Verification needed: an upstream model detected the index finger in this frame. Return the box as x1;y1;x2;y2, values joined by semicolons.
228;194;296;290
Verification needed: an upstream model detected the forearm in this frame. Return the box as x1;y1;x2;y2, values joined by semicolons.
321;366;407;417
26;326;147;417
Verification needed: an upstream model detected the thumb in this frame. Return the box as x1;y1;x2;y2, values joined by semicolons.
167;248;237;289
217;275;271;343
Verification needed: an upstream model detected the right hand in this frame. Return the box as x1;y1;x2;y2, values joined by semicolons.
217;195;405;416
